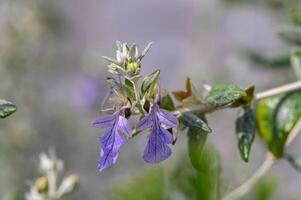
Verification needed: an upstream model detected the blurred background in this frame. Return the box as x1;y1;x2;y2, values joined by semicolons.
0;0;300;199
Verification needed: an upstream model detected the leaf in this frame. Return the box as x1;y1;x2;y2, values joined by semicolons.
181;113;211;170
106;77;121;89
205;84;246;108
250;178;278;200
124;78;136;101
290;49;301;80
277;25;301;45
247;50;290;67
172;77;192;102
256;92;301;157
170;146;220;200
0;99;17;119
139;42;153;60
141;70;160;96
235;107;256;162
112;167;166;200
180;112;212;133
160;90;175;111
102;56;120;65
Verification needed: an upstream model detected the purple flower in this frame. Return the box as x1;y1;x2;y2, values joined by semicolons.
137;105;178;163
92;110;131;171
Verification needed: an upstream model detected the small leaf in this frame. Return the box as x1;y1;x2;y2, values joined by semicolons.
160;90;175;111
235;107;256;162
124;78;136;101
290;49;301;80
205;84;246;108
0;99;17;119
172;77;192;102
106;77;121;89
180;112;212;133
141;70;160;96
277;25;301;45
139;42;153;60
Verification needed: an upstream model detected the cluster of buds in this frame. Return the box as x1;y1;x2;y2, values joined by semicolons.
25;150;79;200
93;41;215;172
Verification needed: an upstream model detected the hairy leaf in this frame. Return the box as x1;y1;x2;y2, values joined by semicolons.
206;84;246;108
236;107;256;162
0;99;17;119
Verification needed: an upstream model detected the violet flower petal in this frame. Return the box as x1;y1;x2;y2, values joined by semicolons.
92;114;116;128
136;116;153;131
157;108;178;128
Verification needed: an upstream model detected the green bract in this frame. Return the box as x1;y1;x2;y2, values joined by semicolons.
0;99;17;119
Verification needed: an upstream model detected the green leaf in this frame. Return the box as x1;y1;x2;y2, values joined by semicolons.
235;107;256;162
141;70;160;96
124;78;136;101
0;99;17;119
290;49;301;80
277;25;301;45
170;146;220;200
2;190;23;200
206;84;246;108
112;167;166;200
256;92;301;157
129;43;137;59
250;178;278;200
181;113;211;170
247;50;290;67
180;112;212;133
160;90;175;111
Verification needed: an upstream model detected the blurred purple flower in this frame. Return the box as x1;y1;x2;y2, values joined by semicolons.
137;104;178;163
92;110;131;171
72;75;101;108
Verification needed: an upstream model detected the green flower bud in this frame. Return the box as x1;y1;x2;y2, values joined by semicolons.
35;176;48;193
126;61;141;75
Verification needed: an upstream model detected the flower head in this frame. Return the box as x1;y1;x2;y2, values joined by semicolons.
137;104;178;163
93;110;132;171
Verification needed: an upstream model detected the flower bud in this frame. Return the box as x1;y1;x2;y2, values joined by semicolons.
126;61;140;75
34;176;48;193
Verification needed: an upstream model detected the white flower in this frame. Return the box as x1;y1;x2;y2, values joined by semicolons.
39;151;63;173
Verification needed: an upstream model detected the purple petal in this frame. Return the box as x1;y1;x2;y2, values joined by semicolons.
97;149;119;171
142;128;172;163
100;128;126;152
160;127;173;144
92;114;116;128
136;116;153;131
117;116;132;137
157;109;178;128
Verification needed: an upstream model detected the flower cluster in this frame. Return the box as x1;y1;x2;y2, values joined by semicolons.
93;41;179;171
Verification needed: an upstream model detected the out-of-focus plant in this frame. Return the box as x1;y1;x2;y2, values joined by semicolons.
0;99;17;119
25;150;79;200
92;38;301;199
